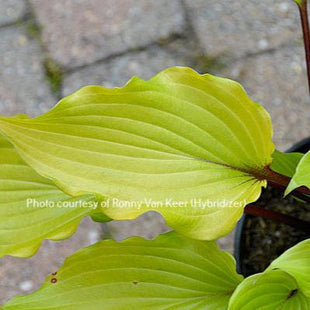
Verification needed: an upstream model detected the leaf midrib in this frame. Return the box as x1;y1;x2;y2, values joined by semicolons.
0;118;267;182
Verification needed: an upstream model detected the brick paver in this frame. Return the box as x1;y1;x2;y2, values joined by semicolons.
63;38;195;95
30;0;185;69
0;26;55;117
220;45;310;151
185;0;301;60
0;0;27;27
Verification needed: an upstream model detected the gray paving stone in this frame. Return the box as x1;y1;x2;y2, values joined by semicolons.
30;0;185;70
218;231;235;254
185;0;301;60
106;212;171;242
0;26;56;117
62;39;195;95
0;0;27;26
220;44;310;151
105;212;235;253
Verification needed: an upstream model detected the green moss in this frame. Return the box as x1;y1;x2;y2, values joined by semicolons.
23;18;62;97
43;57;63;97
25;22;42;42
156;37;171;46
194;54;227;73
14;19;24;27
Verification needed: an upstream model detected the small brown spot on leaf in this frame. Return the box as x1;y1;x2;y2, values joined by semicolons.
287;289;298;300
133;281;138;285
51;272;57;276
51;278;57;284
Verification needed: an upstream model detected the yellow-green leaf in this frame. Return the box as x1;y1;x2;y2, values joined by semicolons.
229;239;310;309
267;239;310;297
286;151;310;195
0;134;108;258
0;67;275;240
2;231;243;310
271;150;303;178
229;270;310;310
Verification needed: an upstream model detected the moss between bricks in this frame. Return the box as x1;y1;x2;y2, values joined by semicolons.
21;10;63;99
25;22;41;42
194;54;228;73
43;57;63;98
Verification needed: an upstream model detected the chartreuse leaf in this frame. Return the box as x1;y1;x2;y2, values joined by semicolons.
267;239;310;297
0;134;108;258
271;150;303;178
286;151;310;195
229;239;310;309
2;231;243;310
229;270;310;310
0;67;274;240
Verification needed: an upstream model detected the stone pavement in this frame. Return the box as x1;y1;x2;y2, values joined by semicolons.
1;0;310;304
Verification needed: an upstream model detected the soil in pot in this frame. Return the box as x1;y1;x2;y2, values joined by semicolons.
237;185;310;277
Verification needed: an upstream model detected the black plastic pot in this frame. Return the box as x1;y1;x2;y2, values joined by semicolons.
234;136;310;276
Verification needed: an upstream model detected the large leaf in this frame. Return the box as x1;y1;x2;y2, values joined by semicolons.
0;134;107;258
0;67;275;240
270;150;303;178
2;231;243;310
267;239;310;297
286;151;310;195
229;270;310;310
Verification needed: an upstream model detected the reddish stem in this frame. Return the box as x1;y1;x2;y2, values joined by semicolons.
298;0;310;96
245;204;310;234
262;166;310;201
244;167;310;231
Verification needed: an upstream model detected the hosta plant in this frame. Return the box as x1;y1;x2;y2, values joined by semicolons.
1;1;310;309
